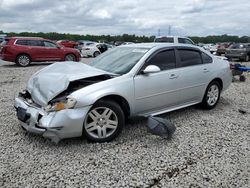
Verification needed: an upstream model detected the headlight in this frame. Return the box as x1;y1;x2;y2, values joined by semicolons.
45;97;77;112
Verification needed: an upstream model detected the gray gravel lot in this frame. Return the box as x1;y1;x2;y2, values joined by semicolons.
0;59;249;187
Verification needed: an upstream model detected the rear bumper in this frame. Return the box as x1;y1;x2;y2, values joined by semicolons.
14;97;92;143
0;54;15;62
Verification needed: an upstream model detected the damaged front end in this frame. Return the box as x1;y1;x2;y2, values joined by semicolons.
14;62;117;143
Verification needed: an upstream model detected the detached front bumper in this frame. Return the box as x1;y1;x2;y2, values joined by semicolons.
14;97;92;143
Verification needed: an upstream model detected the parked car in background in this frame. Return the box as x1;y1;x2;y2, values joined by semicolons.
0;37;81;66
217;42;231;55
225;43;250;61
14;43;232;143
122;42;135;45
81;43;109;57
203;43;218;54
56;40;78;48
154;36;195;45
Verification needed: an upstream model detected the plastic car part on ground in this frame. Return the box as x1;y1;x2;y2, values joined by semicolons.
147;116;176;139
231;63;250;82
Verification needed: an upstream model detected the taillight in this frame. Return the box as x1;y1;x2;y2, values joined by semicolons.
230;63;234;70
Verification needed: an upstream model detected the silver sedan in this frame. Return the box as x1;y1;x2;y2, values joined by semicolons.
14;43;232;143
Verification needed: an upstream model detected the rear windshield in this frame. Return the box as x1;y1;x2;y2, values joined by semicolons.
154;37;174;43
229;43;245;49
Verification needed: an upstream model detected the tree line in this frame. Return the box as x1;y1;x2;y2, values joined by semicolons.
1;31;250;44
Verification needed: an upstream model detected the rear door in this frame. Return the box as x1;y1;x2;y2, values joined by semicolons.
26;40;45;61
174;47;212;103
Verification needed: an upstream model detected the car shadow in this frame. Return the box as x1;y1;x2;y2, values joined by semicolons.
2;62;52;68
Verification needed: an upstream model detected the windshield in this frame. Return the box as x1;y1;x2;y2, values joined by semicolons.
89;47;149;74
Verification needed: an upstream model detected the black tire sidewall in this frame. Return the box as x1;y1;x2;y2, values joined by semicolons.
201;81;221;109
93;51;100;57
83;100;124;142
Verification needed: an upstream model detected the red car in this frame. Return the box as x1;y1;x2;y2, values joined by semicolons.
0;37;81;66
56;40;79;48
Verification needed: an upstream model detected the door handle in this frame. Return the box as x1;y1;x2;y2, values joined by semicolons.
169;74;178;79
203;68;210;73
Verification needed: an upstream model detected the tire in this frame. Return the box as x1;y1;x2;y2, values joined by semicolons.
245;55;249;62
83;100;124;142
93;51;100;57
65;54;76;61
201;81;221;109
239;75;246;82
16;54;31;67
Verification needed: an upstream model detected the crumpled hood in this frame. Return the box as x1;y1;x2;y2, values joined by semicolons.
27;61;112;106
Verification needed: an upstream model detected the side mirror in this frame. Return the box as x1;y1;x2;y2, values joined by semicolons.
57;45;61;49
142;65;161;74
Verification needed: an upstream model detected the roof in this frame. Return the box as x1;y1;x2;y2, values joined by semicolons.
119;42;197;49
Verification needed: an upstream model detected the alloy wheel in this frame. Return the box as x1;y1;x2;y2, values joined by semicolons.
84;107;118;139
206;84;219;106
17;55;30;66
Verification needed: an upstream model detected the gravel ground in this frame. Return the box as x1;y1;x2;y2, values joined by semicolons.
0;59;249;187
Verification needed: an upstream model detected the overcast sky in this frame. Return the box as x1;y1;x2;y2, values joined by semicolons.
0;0;249;36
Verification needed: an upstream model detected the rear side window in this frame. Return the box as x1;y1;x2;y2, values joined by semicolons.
27;40;43;47
178;49;202;67
147;49;176;71
154;37;174;43
202;52;212;64
16;40;27;46
178;38;194;45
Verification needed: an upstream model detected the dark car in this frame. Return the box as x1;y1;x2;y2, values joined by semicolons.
225;43;250;61
0;37;81;66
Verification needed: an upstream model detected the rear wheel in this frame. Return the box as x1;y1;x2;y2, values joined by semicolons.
245;55;249;62
93;51;100;57
201;81;221;109
16;54;31;67
83;100;124;142
65;54;76;61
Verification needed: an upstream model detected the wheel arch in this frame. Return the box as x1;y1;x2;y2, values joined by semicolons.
15;53;32;62
210;78;223;90
95;94;131;118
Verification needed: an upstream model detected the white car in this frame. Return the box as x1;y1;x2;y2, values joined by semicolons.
154;36;195;45
81;43;110;57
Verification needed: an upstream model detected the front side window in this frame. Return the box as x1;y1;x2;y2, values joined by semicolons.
178;49;202;67
43;41;57;48
146;49;176;71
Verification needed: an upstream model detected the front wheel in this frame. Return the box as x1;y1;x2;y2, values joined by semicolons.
201;81;221;109
65;54;76;61
245;55;249;62
83;100;124;142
